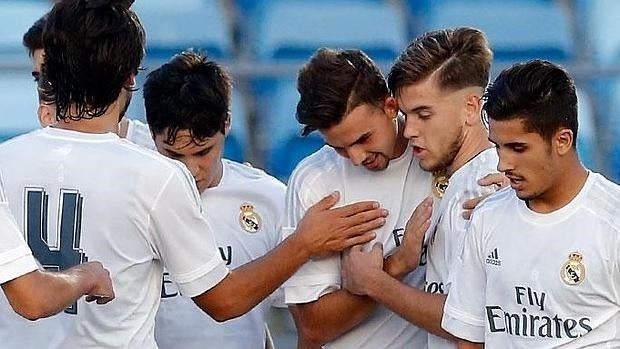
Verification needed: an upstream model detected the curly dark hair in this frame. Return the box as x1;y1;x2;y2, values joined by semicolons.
22;15;46;58
144;50;233;145
40;0;145;120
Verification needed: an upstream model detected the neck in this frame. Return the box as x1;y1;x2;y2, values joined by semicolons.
54;100;123;134
209;159;225;190
446;124;492;176
392;117;409;159
528;155;588;214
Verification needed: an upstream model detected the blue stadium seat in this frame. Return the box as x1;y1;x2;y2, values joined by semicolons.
425;0;574;63
0;1;50;66
575;88;596;169
133;0;233;60
224;90;250;162
603;80;620;180
578;0;620;65
254;0;406;62
259;78;324;180
0;71;41;141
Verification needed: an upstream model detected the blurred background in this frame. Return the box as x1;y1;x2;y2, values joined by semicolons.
2;0;620;184
1;0;620;346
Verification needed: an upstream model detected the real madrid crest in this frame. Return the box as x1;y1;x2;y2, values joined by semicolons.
432;174;450;199
238;202;262;233
561;252;585;286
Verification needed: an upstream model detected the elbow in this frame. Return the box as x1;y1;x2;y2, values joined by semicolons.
209;307;239;323
195;295;247;323
298;324;328;347
13;302;48;321
294;317;329;345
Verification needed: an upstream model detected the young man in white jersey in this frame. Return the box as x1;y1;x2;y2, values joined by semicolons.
23;13;153;147
0;176;114;319
0;1;385;347
142;50;286;349
0;16;120;349
282;48;435;349
442;60;620;348
340;28;501;349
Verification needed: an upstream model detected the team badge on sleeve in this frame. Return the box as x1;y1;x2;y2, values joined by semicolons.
561;252;586;286
432;174;449;198
238;202;262;233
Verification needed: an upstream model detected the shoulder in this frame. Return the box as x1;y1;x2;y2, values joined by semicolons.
288;146;342;190
125;118;156;150
222;159;286;194
582;172;620;230
449;149;498;194
0;129;43;151
470;186;515;220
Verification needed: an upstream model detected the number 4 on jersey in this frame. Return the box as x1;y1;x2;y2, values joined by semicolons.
25;188;88;314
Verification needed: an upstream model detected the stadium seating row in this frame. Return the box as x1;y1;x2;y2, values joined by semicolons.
0;0;618;179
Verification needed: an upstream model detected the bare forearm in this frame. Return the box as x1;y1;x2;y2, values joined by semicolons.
365;270;454;340
194;234;312;321
2;268;91;320
292;253;414;345
292;289;376;345
458;340;484;349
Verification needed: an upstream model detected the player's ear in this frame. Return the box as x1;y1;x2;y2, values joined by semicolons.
383;96;398;120
223;114;231;136
37;102;56;127
464;92;483;126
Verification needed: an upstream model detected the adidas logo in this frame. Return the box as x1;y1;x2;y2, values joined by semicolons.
485;248;502;266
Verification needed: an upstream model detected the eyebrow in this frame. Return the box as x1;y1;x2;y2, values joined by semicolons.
401;105;431;114
488;137;527;147
326;131;371;149
164;143;212;156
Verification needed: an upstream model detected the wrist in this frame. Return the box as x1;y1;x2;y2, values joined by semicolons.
285;232;314;262
72;263;95;296
363;268;389;298
384;253;411;280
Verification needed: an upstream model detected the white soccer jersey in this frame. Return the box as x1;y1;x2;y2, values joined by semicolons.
125;118;156;150
155;159;286;349
283;146;432;349
442;172;620;348
0;127;229;349
0;173;38;284
424;148;498;349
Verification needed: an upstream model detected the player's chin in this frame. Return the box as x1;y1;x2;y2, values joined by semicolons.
195;180;208;193
365;157;388;171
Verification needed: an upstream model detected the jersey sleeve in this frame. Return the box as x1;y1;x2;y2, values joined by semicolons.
441;213;487;342
266;180;287;250
281;170;341;305
148;166;229;298
0;183;39;284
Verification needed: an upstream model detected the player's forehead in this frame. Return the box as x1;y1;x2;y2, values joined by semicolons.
488;117;544;145
320;104;383;147
156;128;216;151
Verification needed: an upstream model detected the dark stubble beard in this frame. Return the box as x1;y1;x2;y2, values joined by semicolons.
425;124;465;173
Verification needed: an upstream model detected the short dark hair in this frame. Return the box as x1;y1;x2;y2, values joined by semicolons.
483;60;578;147
23;15;47;57
144;50;232;145
40;0;145;120
296;48;389;136
388;27;492;95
